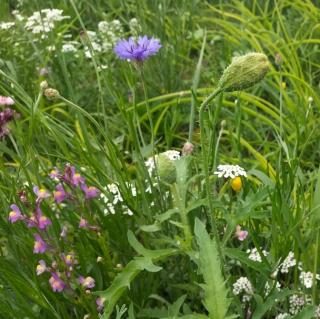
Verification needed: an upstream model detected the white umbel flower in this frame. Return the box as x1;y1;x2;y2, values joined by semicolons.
233;277;253;302
214;164;247;178
289;294;305;315
280;251;296;273
247;248;268;262
0;22;15;30
275;313;290;319
299;271;320;289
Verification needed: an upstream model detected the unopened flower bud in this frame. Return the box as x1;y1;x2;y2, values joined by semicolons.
40;81;48;90
97;256;103;263
308;96;313;103
182;141;194;156
156;154;177;184
221;120;227;128
218;52;270;92
275;53;283;66
44;88;60;100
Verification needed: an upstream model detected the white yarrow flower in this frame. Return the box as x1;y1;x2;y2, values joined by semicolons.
280;251;296;273
247;248;268;262
214;164;247;178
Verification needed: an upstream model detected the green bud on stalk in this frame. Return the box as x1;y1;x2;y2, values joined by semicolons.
218;52;270;92
156;154;177;184
44;88;60;100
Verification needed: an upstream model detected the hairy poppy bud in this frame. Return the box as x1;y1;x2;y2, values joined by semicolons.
182;141;194;156
218;52;270;92
44;88;60;100
156;154;177;184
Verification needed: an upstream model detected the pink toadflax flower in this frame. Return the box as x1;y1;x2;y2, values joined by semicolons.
54;184;66;203
81;183;100;199
36;207;52;230
96;297;106;312
33;233;47;254
8;204;23;223
49;272;65;292
79;218;88;228
36;260;47;275
49;167;60;180
64;164;85;187
78;276;95;289
33;186;50;201
0;96;14;105
235;225;248;241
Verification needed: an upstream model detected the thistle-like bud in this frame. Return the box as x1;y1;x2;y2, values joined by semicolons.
182;141;194;156
275;53;283;66
218;52;270;92
44;88;60;100
156;154;177;184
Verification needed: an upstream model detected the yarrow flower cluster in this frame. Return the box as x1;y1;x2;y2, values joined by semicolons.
100;182;134;216
299;271;320;289
232;277;253;302
275;314;290;319
25;9;69;37
247;248;268;262
8;163;100;297
289;294;306;315
114;35;162;61
280;251;296;273
214;164;247;178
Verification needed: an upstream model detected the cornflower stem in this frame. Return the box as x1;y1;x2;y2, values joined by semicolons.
171;183;192;249
199;87;224;263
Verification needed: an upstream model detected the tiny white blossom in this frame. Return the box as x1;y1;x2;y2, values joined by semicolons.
214;164;247;179
0;22;15;30
299;271;320;289
232;277;253;302
62;43;78;53
315;305;320;318
280;252;296;273
275;313;290;319
289;294;305;315
247;248;268;262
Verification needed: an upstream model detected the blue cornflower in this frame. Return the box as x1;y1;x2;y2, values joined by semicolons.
114;35;161;61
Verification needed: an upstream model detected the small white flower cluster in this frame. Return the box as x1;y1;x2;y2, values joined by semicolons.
275;313;290;319
0;22;15;30
129;18;142;35
145;150;181;176
25;9;69;37
247;248;268;262
289;294;305;315
280;251;296;273
62;42;79;53
84;19;125;59
315;305;320;318
214;164;247;178
264;281;281;296
100;183;135;216
232;277;253;302
299;271;320;289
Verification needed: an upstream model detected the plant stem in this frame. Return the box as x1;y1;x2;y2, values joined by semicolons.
199;87;224;262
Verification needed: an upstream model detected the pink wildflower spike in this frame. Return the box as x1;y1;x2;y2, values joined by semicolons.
235;225;248;241
36;207;52;230
8;204;23;223
33;186;50;200
0;96;14;105
54;184;66;203
79;276;95;289
81;183;100;199
79;218;88;228
49;272;65;292
36;260;47;275
33;233;47;254
96;297;106;312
